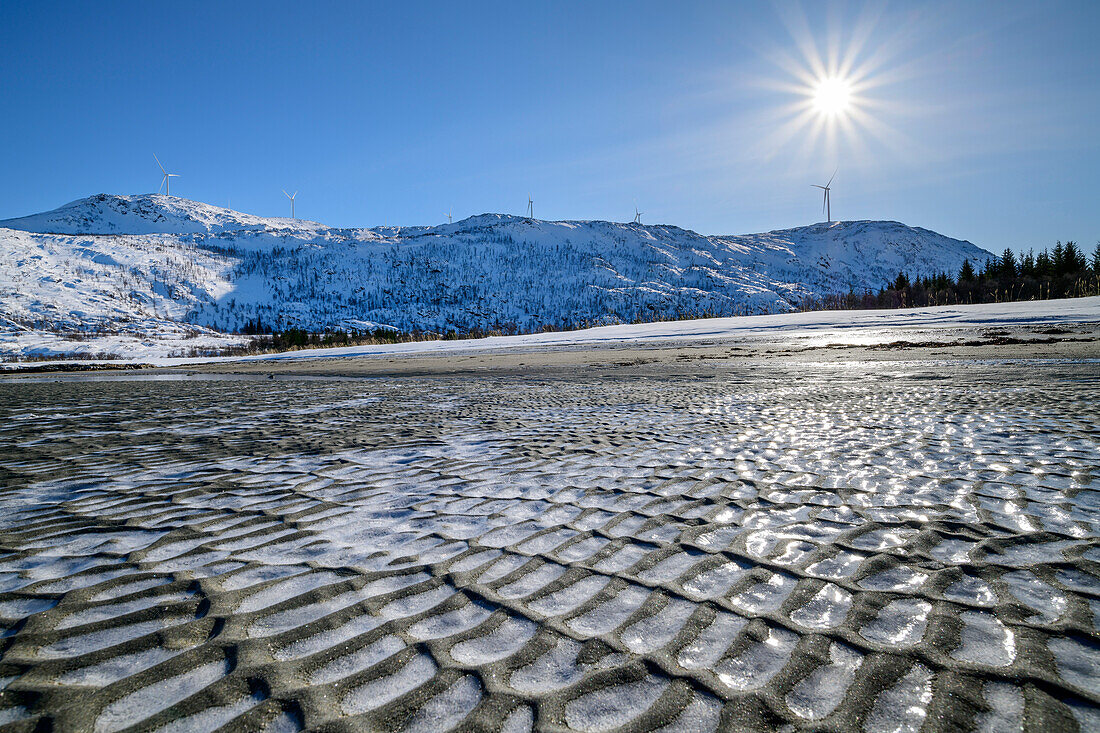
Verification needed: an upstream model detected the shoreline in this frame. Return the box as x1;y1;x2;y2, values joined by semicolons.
3;297;1099;372
3;322;1097;380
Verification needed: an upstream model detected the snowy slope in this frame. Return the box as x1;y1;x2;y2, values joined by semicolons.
0;193;330;236
715;220;989;296
0;194;992;351
227;296;1100;363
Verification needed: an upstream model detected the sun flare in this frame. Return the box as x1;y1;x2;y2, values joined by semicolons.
755;4;908;169
812;77;853;117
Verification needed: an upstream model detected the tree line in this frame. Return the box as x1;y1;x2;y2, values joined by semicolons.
800;240;1100;311
236;239;1098;351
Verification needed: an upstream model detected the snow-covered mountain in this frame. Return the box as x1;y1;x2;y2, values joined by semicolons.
0;193;331;236
0;194;991;349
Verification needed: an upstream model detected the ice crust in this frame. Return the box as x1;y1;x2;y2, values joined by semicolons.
0;361;1097;729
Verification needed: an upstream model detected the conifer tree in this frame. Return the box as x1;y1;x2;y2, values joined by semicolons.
1036;249;1052;276
1021;250;1035;277
1063;241;1083;273
958;259;975;282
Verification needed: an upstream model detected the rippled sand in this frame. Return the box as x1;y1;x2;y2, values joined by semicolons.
0;358;1098;731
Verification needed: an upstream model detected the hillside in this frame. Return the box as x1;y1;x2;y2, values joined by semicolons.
0;194;991;357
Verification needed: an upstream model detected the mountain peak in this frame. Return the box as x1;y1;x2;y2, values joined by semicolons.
0;193;323;236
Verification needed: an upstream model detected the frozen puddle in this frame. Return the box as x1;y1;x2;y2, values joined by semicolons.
976;682;1024;733
729;572;797;614
620;596;695;653
527;574;609;616
1003;570;1067;623
37;617;191;659
653;692;722;733
273;612;385;661
1;361;1098;729
860;599;931;648
789;583;851;629
863;664;934;733
55;644;197;687
450;615;538;665
564;675;668;732
310;635;406;685
785;642;862;720
952;611;1015;667
151;692;264;733
677;611;748;670
567;584;650;636
400;675;481;733
509;637;586;694
1049;636;1100;696
247;586;374;637
341;653;437;713
681;559;749;599
407;599;494;640
714;626;799;691
942;575;997;606
94;659;228;732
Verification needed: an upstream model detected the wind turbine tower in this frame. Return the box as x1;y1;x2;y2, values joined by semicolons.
283;190;298;219
446;210;453;224
154;155;180;196
633;206;642;224
526;196;533;220
811;169;837;223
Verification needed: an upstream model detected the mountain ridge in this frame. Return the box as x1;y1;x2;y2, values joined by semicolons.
1;193;970;244
0;195;992;355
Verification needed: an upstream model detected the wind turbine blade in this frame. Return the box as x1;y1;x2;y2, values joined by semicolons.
154;154;165;173
827;167;837;188
159;176;165;194
293;191;298;199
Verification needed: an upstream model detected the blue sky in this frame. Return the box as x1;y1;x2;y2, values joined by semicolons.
2;1;1097;253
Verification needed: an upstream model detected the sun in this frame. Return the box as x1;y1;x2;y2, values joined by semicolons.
812;77;853;117
754;4;907;168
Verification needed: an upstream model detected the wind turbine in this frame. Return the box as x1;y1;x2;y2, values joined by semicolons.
154;154;180;196
811;168;837;223
283;189;298;219
633;206;642;224
445;209;452;224
526;196;533;220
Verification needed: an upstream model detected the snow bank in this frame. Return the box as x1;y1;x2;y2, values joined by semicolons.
238;296;1100;362
4;297;1094;368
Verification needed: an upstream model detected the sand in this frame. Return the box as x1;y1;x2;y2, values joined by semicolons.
0;323;1097;731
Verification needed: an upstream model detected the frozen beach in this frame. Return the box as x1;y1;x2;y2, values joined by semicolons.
0;351;1098;730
